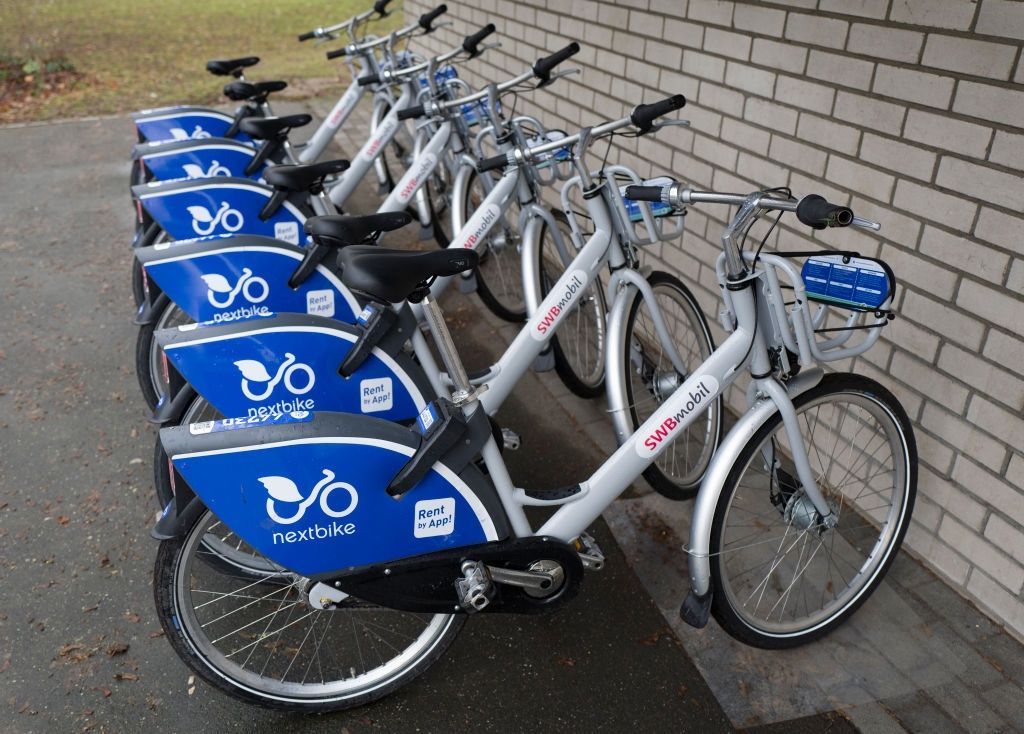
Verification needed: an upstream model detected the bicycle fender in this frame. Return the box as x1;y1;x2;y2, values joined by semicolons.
132;137;264;182
134;290;169;326
132;106;252;144
150;382;197;425
687;367;824;598
155;313;433;423
136;234;361;324
161;410;510;577
132;177;307;243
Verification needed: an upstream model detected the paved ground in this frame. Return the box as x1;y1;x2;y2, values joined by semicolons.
0;100;1020;734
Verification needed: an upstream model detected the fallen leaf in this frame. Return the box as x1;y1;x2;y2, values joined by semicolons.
113;672;138;681
105;642;129;657
56;516;70;525
123;612;140;624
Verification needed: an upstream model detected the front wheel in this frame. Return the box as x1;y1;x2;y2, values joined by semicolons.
154;508;463;712
135;301;194;411
621;272;720;499
709;373;917;649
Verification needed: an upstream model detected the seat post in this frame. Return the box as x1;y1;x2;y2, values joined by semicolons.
419;293;473;399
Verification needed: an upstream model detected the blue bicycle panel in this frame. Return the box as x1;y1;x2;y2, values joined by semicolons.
134;138;263;182
132;106;252;143
133;178;306;243
801;255;892;310
137;235;361;324
160;317;428;421
165;412;502;576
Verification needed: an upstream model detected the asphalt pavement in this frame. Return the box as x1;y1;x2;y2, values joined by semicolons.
0;114;751;733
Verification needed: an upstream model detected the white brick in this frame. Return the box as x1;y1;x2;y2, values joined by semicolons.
851;197;922;249
885;243;959;299
939;343;1024;412
750;38;807;74
805;50;874;91
939;515;1024;592
985;515;1024;565
872;64;954;109
975;207;1024;257
775;75;835;114
983;329;1024;379
901;289;985;350
1008;258;1024;293
860;133;936;181
732;4;786;36
682;50;725;82
953;457;1024;527
692;134;738;169
957;277;1024;336
827;155;895;201
891;349;969;412
721;118;770;156
785;13;849;48
889;0;978;30
903;109;992;160
834;91;905;136
1008;453;1024;491
663;18;704;49
937;157;1024;212
724;60;775;97
628;9;664;37
919;466;987;531
698;81;745;117
893;179;978;231
736;151;789;188
769;135;827;177
976;0;1024;41
990;130;1024;171
703;27;750;61
966;571;1024;640
847;24;924;64
796;113;861;156
922;35;1017;81
954;81;1024;129
687;0;733;27
744;97;798;136
906;527;971;586
916;425;955;473
818;0;888;19
645;39;683;69
967;396;1024;453
919;226;1009;284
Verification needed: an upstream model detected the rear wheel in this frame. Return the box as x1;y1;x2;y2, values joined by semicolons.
621;272;720;499
135;301;194;411
709;373;917;648
131;229;169;307
154;508;463;712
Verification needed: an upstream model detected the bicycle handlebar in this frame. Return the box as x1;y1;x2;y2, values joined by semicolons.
794;194;854;229
299;0;394;42
533;42;580;85
326;4;446;59
463;23;496;57
631;94;686;133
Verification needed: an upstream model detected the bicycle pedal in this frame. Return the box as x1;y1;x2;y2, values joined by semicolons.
501;428;521;451
531;348;555;373
574;531;605;571
455;560;494;612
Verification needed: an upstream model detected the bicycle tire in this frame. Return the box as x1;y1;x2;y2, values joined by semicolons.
135;301;193;411
154;508;464;712
621;271;721;499
709;373;917;648
534;210;607;398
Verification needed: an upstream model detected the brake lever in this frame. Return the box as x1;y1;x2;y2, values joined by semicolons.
538;68;581;88
478;41;502;53
432;20;455;30
653;119;691;129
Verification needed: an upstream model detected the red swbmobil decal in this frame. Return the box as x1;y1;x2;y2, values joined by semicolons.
635;375;720;459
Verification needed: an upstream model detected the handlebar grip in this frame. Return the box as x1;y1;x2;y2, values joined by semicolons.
397;105;426;121
373;0;393;16
419;4;448;31
795;195;854;230
533;42;580;82
462;23;496;56
298;30;316;42
326;46;348;60
630;94;687;133
624;185;665;203
476;153;510;173
358;73;380;87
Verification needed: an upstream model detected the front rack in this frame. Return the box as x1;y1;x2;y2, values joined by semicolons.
718;250;895;369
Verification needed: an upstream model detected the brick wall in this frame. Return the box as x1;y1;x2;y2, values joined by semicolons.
404;0;1024;638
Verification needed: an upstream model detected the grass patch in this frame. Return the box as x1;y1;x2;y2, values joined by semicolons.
0;0;401;122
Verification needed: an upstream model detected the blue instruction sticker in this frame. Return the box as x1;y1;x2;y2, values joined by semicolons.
801;255;890;310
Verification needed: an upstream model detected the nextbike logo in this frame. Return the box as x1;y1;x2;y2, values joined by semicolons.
636;376;720;459
170;125;212;141
201;267;269;307
396;153;438;203
182;161;230;179
361;116;398;160
234;352;315;401
530;270;588;340
189;202;244;236
456;203;499;250
211;304;271;323
260;470;359;543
